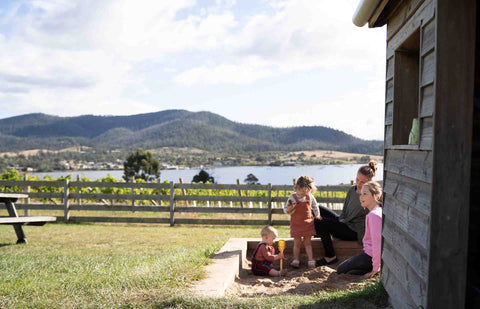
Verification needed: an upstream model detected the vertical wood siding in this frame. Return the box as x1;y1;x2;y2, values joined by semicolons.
381;0;434;307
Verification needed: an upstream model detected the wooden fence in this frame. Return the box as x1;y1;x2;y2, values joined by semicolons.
0;180;351;226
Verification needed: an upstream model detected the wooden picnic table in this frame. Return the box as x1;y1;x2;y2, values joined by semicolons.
0;193;56;244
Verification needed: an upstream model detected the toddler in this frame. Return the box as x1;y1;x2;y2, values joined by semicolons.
251;225;286;277
284;176;320;268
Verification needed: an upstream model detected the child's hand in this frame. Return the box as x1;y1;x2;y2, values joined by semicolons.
277;253;285;260
286;204;295;214
315;215;322;220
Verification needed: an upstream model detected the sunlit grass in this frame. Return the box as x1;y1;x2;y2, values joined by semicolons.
0;224;387;308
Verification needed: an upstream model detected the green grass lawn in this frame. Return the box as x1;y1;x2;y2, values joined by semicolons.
0;223;388;308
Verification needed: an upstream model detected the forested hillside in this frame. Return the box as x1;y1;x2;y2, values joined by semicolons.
0;110;383;154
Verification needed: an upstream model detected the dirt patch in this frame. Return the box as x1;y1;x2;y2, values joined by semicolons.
227;256;377;297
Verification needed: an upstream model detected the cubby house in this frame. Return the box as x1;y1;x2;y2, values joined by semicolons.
353;0;479;308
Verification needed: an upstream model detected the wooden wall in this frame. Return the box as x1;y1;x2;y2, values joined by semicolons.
381;0;434;308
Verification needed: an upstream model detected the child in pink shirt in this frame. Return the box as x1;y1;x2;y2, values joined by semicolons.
337;181;382;277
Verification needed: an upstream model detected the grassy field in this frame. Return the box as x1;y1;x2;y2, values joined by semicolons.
0;223;388;308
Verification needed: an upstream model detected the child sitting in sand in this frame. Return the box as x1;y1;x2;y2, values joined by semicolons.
251;225;286;277
284;176;321;268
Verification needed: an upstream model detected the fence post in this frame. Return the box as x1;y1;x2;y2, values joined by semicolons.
237;179;244;208
24;175;30;216
77;175;81;205
169;181;175;226
267;183;272;225
64;179;70;223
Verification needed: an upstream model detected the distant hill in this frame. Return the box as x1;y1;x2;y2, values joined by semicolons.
0;110;383;154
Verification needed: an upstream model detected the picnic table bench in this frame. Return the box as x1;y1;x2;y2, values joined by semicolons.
0;193;56;244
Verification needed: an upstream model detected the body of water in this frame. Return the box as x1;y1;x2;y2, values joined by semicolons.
30;164;383;186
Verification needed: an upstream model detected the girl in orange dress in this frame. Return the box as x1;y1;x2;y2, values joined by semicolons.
284;176;320;268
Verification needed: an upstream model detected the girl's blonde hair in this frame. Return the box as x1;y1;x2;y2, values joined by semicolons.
295;176;317;194
261;225;278;237
362;181;383;206
358;160;378;180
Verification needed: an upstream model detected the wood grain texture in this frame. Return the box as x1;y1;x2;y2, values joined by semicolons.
428;0;476;307
385;102;393;125
386;0;435;58
419;116;433;150
421;19;435;55
420;84;434;117
421;51;435;86
384;149;432;183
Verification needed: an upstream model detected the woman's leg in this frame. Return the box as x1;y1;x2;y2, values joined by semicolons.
318;205;339;219
303;236;314;261
337;252;373;275
315;218;358;258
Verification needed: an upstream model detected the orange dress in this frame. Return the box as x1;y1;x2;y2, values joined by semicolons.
289;194;316;238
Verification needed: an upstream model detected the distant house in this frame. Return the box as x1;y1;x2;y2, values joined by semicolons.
353;0;478;308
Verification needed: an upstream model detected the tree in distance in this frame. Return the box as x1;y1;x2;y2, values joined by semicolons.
123;148;160;182
244;173;259;185
192;169;214;183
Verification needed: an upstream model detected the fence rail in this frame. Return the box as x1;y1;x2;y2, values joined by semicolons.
0;180;352;226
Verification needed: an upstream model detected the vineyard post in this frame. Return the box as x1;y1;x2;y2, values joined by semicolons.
169;181;175;226
179;178;188;206
236;179;244;208
267;183;272;225
23;175;30;216
63;179;70;223
77;174;81;205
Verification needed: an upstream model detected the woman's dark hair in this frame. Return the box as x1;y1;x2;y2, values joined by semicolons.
358;160;378;180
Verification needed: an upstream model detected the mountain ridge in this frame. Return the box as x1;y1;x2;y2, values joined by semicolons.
0;110;383;154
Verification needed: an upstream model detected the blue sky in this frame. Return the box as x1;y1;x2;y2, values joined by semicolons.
0;0;386;140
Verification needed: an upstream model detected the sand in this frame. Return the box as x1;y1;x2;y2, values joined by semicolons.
227;257;378;297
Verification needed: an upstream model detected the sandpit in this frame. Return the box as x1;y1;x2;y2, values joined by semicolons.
192;238;378;298
227;253;378;297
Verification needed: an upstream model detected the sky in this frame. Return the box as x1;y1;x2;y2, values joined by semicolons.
0;0;386;140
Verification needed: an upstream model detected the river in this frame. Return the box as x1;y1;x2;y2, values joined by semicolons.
30;164;383;186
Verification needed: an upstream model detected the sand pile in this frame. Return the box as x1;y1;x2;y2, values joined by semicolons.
227;257;377;297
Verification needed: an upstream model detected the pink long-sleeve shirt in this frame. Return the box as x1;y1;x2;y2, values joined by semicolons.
362;205;382;271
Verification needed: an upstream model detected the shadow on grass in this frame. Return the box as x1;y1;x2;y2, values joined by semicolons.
150;282;390;309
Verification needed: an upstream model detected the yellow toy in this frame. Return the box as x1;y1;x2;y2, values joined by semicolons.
278;239;285;271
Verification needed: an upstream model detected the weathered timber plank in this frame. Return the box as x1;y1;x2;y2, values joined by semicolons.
419;116;433;150
384;149;432;183
421;51;435;86
420;83;434;117
271;185;349;191
386;57;394;81
0;216;56;224
0;180;64;187
383;194;409;233
69;205;170;212
384;194;429;250
383;217;428;279
406;262;427;308
70;181;171;189
385;79;393;103
8;204;63;211
385;102;393;125
25;192;64;199
69;193;170;201
175;183;269;190
68;216;171;224
428;1;475;307
386;0;435;57
174;218;269;226
176;195;267;203
385;125;392;149
421;19;435;55
382;241;408;284
381;264;418;309
383;171;431;216
174;207;268;214
271;197;344;203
